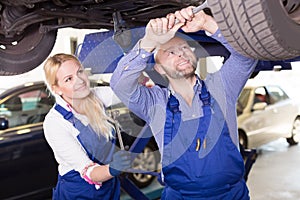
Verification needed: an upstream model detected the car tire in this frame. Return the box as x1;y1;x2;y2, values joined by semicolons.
239;130;248;149
209;0;300;60
287;116;300;145
128;140;160;188
0;24;57;75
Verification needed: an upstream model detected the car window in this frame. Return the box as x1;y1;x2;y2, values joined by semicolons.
238;88;251;109
0;87;55;128
0;95;24;127
254;87;267;104
20;90;42;111
266;86;289;104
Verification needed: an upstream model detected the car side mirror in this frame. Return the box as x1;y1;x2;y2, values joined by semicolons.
252;102;267;111
0;116;9;130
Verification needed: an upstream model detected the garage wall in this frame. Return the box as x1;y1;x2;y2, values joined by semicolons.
0;28;100;93
1;28;300;100
254;62;300;101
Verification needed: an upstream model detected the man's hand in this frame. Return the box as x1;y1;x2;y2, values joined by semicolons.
140;17;184;52
168;6;218;35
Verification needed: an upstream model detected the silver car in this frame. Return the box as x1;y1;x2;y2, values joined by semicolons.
237;81;300;149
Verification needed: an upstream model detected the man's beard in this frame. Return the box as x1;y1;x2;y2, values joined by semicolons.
165;62;196;79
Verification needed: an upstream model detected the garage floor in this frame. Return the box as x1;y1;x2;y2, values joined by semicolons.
122;138;300;200
247;138;300;200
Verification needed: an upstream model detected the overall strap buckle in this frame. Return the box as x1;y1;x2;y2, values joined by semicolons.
54;104;74;120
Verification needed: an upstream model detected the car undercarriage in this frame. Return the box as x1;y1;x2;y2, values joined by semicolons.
0;0;299;75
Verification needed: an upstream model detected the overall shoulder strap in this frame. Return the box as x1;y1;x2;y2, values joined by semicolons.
54;103;101;163
54;104;74;121
164;93;181;147
199;80;211;107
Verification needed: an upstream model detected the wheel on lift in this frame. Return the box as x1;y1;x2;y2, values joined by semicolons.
209;0;300;60
0;24;57;75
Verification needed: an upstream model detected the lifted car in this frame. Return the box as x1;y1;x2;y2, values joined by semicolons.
0;0;299;75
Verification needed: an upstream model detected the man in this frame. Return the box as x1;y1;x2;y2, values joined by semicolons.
111;7;257;199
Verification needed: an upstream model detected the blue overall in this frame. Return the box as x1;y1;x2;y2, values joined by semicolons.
161;81;249;200
53;104;120;200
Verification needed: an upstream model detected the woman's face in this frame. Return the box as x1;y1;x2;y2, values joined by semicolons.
54;59;90;104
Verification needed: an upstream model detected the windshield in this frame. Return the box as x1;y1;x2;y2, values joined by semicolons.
237;88;251;114
238;88;251;108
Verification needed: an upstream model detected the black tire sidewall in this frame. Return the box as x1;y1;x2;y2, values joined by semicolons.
264;0;300;53
0;29;57;75
209;0;300;60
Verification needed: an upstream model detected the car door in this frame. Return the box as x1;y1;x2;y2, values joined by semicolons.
242;86;278;146
265;85;297;137
0;84;57;199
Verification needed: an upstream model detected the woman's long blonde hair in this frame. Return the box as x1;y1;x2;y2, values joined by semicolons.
44;53;114;140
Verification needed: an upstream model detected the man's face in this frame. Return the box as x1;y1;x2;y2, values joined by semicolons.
155;37;197;79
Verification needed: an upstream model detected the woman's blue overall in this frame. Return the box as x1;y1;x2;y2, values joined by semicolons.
53;104;120;200
161;80;249;200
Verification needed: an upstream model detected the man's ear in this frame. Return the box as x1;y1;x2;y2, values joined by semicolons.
154;63;165;75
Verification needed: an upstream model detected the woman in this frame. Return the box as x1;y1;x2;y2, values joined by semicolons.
43;53;130;199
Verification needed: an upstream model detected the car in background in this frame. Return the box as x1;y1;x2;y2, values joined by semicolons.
0;81;160;199
237;81;300;149
0;81;57;200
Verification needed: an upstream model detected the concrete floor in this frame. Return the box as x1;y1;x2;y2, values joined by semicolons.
121;138;300;200
247;138;300;200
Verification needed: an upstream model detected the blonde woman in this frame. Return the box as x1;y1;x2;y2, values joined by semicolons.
43;53;130;199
